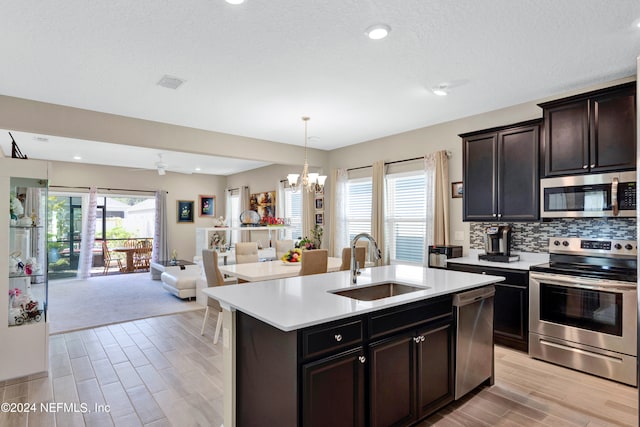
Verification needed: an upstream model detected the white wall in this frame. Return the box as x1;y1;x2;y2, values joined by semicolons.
50;161;226;260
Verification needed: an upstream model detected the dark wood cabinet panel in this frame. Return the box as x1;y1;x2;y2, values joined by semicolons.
447;263;529;352
463;133;497;221
540;82;636;177
498;125;540;221
369;333;415;427
302;348;366;427
461;120;541;221
544;101;589;175
493;283;528;352
589;88;636;173
417;323;454;418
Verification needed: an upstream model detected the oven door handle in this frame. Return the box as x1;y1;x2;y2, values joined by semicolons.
530;273;636;292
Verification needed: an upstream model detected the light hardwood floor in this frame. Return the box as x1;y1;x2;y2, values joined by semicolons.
1;310;637;427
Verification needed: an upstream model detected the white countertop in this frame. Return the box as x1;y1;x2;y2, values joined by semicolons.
202;265;504;332
447;249;549;271
219;257;343;282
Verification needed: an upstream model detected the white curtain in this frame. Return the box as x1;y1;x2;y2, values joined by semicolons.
77;187;97;279
329;168;348;257
240;186;250;242
152;190;168;263
372;161;388;265
424;151;450;264
302;188;315;243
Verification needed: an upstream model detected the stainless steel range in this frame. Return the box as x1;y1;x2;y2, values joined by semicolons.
529;237;637;386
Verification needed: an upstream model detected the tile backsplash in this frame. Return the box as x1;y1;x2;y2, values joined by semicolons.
470;218;637;253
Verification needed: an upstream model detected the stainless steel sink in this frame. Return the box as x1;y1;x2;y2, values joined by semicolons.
330;283;428;301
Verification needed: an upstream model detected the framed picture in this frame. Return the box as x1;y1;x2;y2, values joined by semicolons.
177;200;194;223
250;191;276;218
315;212;324;225
451;182;463;198
198;195;216;217
315;196;324;210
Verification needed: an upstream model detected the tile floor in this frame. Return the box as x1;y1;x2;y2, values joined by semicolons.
1;309;637;426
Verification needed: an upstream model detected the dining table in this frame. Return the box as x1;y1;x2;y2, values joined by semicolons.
219;257;343;282
111;247;137;273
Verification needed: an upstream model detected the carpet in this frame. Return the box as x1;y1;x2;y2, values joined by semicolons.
47;273;203;334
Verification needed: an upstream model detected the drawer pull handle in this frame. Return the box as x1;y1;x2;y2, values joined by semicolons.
420;336;425;342
358;356;366;364
334;334;342;342
414;337;421;343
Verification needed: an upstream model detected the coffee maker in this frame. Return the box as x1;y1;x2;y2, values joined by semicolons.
479;226;519;262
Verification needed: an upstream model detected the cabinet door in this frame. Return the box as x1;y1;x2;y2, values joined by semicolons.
369;333;415;427
302;348;366;427
498;124;539;221
589;87;636;173
463;133;497;221
494;283;528;352
416;322;454;419
544;100;589;176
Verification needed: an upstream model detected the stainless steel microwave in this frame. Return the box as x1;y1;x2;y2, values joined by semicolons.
541;171;636;218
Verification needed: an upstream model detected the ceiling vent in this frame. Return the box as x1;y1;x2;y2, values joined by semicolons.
157;75;185;90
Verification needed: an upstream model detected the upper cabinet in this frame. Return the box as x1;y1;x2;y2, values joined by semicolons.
461;120;541;222
539;82;636;177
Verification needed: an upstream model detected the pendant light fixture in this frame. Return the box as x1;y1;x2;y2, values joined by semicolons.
287;117;327;193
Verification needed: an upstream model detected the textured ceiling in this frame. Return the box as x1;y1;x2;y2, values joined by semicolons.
1;0;639;167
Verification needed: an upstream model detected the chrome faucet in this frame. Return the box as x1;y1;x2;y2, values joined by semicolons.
351;233;382;284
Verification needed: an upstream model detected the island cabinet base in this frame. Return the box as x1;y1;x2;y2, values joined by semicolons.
234;295;456;427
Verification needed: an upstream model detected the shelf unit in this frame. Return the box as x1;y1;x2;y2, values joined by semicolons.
195;226;290;256
1;158;50;381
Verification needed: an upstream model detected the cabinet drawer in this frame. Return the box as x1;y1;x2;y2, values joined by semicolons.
302;319;363;360
447;263;528;285
369;296;452;340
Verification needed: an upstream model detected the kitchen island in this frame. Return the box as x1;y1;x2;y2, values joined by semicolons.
203;264;504;427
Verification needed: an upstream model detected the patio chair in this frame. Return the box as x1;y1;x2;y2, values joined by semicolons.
133;240;152;271
102;241;123;275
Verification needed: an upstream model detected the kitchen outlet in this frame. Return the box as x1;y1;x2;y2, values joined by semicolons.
454;231;464;241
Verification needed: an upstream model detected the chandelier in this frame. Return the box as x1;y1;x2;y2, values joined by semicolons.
287;116;327;193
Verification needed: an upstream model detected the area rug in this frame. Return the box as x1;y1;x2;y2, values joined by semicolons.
47;273;202;334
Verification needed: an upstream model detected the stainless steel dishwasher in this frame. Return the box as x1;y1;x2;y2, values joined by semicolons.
453;285;495;400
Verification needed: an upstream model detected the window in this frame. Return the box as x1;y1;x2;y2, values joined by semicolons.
282;188;303;240
346;177;372;241
385;171;426;264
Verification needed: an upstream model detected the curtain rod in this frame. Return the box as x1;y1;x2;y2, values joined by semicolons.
347;151;452;172
50;185;164;194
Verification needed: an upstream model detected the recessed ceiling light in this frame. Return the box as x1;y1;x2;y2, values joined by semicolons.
33;135;49;142
365;24;391;40
73;155;82;160
225;0;244;4
432;85;449;96
195;167;201;172
157;75;185;90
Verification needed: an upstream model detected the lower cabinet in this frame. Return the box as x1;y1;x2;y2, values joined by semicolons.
302;348;366;427
235;295;455;426
369;321;454;427
447;263;529;351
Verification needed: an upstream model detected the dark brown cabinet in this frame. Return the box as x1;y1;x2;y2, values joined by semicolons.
540;82;636;176
302;348;366;427
447;263;529;352
461;120;541;222
235;295;455;426
369;320;454;427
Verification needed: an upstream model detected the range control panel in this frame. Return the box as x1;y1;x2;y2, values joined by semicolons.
549;237;637;257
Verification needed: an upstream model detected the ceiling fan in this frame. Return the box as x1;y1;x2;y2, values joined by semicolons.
130;153;192;175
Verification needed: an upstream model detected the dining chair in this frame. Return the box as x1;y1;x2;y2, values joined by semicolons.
300;249;328;276
200;249;234;344
101;241;122;275
235;242;259;264
275;239;294;259
133;240;152;271
340;246;366;271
